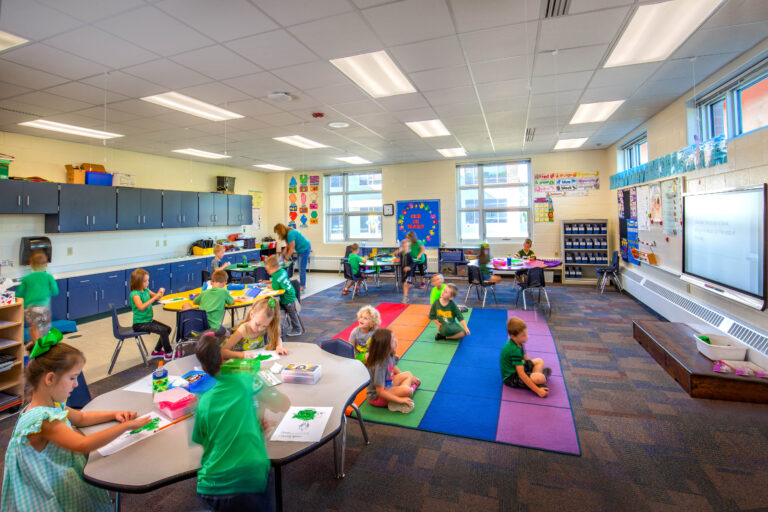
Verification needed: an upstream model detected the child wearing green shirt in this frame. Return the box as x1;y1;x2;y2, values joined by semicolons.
17;251;59;345
500;317;551;398
193;331;273;511
428;284;470;340
342;243;366;295
265;255;302;337
183;270;243;330
429;274;446;304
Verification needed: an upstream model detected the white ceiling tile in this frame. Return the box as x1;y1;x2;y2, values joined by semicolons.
44;82;128;104
97;6;214;56
434;102;482;118
0;81;32;100
703;0;768;29
306;83;369;105
155;0;278;43
273;93;324;113
288;13;383;60
530;89;581;109
539;7;630;51
377;93;431;113
362;0;454;46
423;87;478;106
226;30;316;70
569;0;633;15
224;73;296;99
177;82;252;105
0;60;69;89
673;21;768;59
1;43;106;81
259;112;305;127
481;98;528;115
579;83;639;103
449;0;539;33
390;106;439;123
171;46;263;81
250;0;353;27
108;99;172;117
78;106;139;123
654;52;739;83
630;78;693;105
122;59;212;89
459;22;538;62
390;36;465;73
0;0;82;40
470;57;529;84
331;100;385;117
38;0;145;22
476;79;529;102
590;62;660;88
410;66;472;92
351;0;395;8
81;71;166;98
272;61;347;90
46;27;157;68
533;44;608;76
226;98;282;116
0;98;63;117
530;71;593;95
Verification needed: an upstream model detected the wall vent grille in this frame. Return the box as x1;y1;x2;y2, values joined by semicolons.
542;0;570;18
644;280;725;327
623;268;644;283
728;323;768;352
525;128;535;142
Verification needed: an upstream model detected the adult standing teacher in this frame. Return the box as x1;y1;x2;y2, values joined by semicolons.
274;223;311;291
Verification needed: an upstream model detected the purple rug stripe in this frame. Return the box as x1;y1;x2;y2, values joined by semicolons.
496;401;580;455
501;375;569;408
506;310;548;324
524;322;551;335
525;334;557;354
526;350;562;376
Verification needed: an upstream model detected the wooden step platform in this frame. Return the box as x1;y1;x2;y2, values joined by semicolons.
633;320;768;404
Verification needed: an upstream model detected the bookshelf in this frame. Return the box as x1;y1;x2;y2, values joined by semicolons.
561;219;609;285
0;299;24;413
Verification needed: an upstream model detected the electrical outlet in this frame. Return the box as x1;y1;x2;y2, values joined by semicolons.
155;240;160;247
163;240;167;246
67;247;73;256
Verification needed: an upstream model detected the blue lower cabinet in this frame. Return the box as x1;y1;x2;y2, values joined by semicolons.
98;272;126;313
68;277;100;320
170;262;188;293
187;260;205;288
51;279;68;320
150;265;171;293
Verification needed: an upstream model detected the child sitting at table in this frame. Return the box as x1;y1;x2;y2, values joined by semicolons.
182;270;244;330
223;298;288;359
211;245;230;275
129;268;175;361
500;317;551;398
365;328;420;414
193;331;273;511
1;331;150;511
428;284;470;341
478;246;501;284
342;243;366;295
265;255;302;337
16;249;59;349
350;305;381;363
515;239;536;282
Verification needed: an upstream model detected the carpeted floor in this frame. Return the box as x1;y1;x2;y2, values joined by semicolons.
2;275;767;511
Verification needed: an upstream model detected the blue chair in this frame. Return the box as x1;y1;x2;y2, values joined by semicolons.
465;264;497;308
515;267;549;310
596;251;622;294
68;373;92;409
108;304;150;375
320;338;370;443
342;262;368;298
173;308;210;360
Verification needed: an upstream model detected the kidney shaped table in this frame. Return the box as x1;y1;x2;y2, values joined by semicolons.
81;342;370;511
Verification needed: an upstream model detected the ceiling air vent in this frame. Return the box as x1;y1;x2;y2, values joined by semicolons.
525;128;535;142
542;0;570;18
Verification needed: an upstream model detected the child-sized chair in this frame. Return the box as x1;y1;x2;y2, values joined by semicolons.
342;261;368;298
596;251;622;294
108;304;150;375
465;265;498;308
173;308;210;360
515;267;550;311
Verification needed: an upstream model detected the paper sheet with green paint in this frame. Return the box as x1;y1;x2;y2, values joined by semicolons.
242;349;281;363
97;412;171;457
270;406;332;443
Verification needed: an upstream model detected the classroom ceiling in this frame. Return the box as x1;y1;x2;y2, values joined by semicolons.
0;0;767;172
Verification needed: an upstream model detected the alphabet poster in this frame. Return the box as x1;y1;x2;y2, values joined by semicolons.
396;200;440;247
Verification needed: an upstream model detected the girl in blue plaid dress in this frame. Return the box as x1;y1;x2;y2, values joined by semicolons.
1;333;150;511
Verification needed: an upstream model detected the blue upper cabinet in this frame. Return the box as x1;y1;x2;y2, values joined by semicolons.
163;190;198;228
199;193;227;226
213;193;228;226
117;188;162;230
228;194;253;226
198;193;214;227
46;184;116;233
0;181;59;214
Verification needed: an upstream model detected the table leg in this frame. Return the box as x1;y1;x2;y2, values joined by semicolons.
274;465;283;512
113;491;120;512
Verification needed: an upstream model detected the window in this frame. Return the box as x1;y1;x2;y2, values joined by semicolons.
621;133;648;170
697;61;768;141
324;171;382;241
456;161;531;241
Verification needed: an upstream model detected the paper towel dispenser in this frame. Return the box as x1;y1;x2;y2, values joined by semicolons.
20;236;52;266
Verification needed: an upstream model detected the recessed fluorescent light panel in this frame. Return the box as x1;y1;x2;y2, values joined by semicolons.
273;135;328;149
254;164;292;171
172;148;231;159
405;119;450;138
570;100;625;124
0;30;28;52
336;156;371;165
141;92;244;121
604;0;724;67
437;148;467;158
19;120;123;140
330;50;416;98
554;138;588;150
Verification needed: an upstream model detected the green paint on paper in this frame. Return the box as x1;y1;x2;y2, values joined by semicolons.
130;416;160;434
254;354;272;362
292;409;317;421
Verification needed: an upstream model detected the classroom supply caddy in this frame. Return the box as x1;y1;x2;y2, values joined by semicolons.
694;333;747;361
561;219;609;285
283;363;322;384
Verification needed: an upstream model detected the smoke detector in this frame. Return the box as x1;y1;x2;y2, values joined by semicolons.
328;121;349;129
267;92;293;102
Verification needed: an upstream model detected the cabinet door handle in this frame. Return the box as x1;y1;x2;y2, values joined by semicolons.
178;214;181;223
138;215;141;224
143;215;146;224
26;196;29;207
79;279;90;283
101;290;104;299
95;291;98;302
17;195;21;207
92;216;96;225
86;216;89;226
182;215;185;222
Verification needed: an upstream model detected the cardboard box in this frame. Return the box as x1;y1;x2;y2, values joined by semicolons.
65;165;85;184
81;163;106;173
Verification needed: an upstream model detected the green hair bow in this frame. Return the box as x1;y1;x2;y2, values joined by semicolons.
30;328;63;359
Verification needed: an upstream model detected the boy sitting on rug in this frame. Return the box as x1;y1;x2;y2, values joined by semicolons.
500;317;551;398
428;283;470;341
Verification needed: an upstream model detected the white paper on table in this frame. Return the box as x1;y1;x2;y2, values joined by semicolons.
121;374;185;393
158;297;187;305
270;406;332;443
242;349;280;362
97;412;170;456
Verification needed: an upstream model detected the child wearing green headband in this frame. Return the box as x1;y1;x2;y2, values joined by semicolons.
221;297;288;360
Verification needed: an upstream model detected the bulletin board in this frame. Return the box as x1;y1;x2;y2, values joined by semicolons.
628;177;684;273
396;200;440;248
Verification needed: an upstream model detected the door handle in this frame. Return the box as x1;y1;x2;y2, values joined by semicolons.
178;214;181;223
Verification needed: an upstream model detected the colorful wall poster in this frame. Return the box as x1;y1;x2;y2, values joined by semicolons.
661;178;681;236
636;185;650;231
533;196;554;222
309;175;320;192
248;190;263;208
299;174;308;193
629;186;638;220
534;171;599;196
396;200;440;247
288;176;297;194
649;183;662;224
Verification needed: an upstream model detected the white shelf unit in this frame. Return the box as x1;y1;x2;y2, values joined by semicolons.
561;219;609;285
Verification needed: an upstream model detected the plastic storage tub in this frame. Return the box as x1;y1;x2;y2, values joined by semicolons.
154;388;197;419
85;171;113;186
695;333;747;361
283;363;322;384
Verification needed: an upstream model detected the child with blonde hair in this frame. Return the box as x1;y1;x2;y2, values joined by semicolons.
501;317;551;398
222;297;288;359
1;332;149;510
350;305;381;363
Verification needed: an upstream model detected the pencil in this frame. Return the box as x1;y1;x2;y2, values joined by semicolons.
156;413;193;432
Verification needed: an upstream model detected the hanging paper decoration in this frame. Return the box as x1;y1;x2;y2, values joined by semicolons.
299;174;308;193
288;176;297;194
310;218;318;224
300;192;306;204
310;210;318;220
396;200;440;247
309;175;320;192
299;205;308;214
309;202;318;210
288;220;297;229
289;193;296;203
300;214;308;227
289;211;297;221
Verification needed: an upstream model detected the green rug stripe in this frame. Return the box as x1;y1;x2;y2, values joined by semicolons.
400;340;459;364
395;360;448;392
357;390;435;428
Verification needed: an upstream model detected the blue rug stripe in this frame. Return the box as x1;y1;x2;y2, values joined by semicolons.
438;364;503;400
450;345;501;369
419;391;500;441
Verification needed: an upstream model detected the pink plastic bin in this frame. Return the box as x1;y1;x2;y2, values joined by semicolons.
153;388;197;420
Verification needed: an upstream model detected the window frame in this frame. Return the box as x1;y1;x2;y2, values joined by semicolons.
455;160;533;243
621;133;648;171
324;171;383;243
